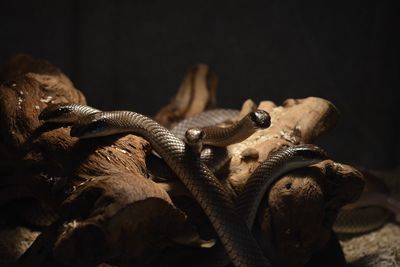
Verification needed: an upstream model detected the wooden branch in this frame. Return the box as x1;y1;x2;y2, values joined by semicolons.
224;97;339;191
154;64;217;128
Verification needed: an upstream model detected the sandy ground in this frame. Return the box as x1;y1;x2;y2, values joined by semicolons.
341;169;400;266
340;223;400;267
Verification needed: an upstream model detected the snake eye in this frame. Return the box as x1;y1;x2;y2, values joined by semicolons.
249;110;271;129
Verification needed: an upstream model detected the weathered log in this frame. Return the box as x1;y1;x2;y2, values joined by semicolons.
0;54;86;265
256;161;363;266
226;98;363;266
155;95;363;266
224;97;339;191
1;56;209;266
211;97;364;266
0;54;85;178
0;227;40;267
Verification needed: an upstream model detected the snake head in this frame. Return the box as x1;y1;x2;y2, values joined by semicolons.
280;144;329;164
39;104;76;123
185;128;205;153
249;110;271;129
185;128;205;145
70;114;110;138
295;144;329;160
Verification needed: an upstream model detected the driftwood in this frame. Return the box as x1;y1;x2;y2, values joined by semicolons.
0;55;364;267
157;97;364;266
154;64;218;128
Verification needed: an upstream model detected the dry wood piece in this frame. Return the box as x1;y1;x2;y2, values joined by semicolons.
159;96;363;266
0;54;87;266
224;97;340;191
0;54;85;151
256;161;363;267
0;54;86;207
238;99;257;118
1;54;64;80
1;55;208;266
0;55;365;267
154;64;218;128
0;227;40;267
215;97;363;266
0;54;88;222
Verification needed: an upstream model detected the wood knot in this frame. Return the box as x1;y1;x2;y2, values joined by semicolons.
240;148;259;162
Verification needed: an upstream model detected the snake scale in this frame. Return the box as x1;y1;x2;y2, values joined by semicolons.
170;109;240;140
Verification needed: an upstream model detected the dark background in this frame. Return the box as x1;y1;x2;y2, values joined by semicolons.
1;0;398;169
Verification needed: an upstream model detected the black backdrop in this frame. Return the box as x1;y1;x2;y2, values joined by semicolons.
1;0;398;169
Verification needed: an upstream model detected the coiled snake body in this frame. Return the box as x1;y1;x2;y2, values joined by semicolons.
169;110;400;235
44;107;272;267
170;109;240;140
237;145;328;228
184;110;270;175
68;111;329;267
40;104;398;266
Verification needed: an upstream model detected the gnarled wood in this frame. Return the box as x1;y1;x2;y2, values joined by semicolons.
154;64;217;128
1;55;201;267
0;55;365;267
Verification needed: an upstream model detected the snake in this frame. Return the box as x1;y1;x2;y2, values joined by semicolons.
39;104;399;266
184;110;270;177
194;144;330;266
236;145;329;228
171;109;243;171
170;110;400;235
40;105;272;267
150;110;271;181
39;103;101;123
66;110;331;267
333;190;400;234
185;110;270;153
170;109;240;140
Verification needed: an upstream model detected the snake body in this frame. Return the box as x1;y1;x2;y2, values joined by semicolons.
184;110;270;176
185;110;270;151
39;104;332;266
333;191;400;234
199;147;230;173
200;144;330;266
334;206;391;234
237;145;329;228
67;110;271;267
38;104;397;266
170;109;240;140
182;109;399;235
